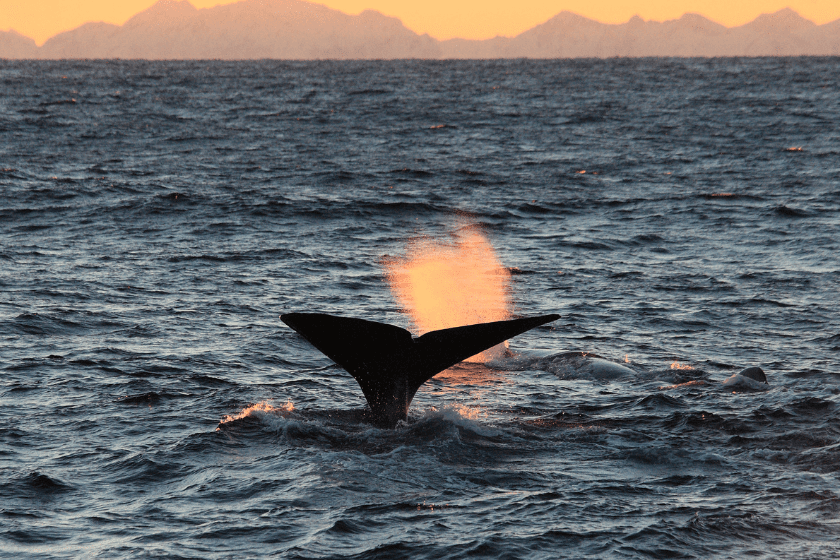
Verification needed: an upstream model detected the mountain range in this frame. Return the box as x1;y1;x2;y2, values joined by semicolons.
2;0;839;59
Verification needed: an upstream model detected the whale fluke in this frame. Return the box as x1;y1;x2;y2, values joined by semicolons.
280;312;560;427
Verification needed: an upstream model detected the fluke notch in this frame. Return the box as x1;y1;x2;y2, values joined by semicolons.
280;312;559;427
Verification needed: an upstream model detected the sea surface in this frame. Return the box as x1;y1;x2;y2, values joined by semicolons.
1;58;839;559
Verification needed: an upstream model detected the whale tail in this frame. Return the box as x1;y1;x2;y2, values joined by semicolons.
280;313;559;427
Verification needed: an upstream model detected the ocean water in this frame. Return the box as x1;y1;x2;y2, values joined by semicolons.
1;58;839;558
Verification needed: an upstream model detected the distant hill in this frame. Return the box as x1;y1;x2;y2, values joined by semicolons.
0;29;39;58
443;8;840;58
2;1;839;59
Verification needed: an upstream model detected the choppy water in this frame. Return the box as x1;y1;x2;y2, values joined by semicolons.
1;58;839;558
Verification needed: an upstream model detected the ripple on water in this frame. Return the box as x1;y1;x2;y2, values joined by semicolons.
1;58;839;559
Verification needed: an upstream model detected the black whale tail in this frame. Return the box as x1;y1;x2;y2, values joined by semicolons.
280;313;560;427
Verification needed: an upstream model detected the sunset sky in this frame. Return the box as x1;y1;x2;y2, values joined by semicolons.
3;0;840;45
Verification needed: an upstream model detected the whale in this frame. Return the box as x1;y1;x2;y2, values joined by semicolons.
538;351;636;380
280;312;560;427
722;366;769;390
733;366;767;383
660;366;769;391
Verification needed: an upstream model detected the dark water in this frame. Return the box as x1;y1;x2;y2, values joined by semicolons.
1;58;839;558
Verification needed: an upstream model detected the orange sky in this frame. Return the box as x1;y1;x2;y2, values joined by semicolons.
3;0;840;45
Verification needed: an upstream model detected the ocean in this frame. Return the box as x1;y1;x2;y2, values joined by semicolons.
1;58;839;558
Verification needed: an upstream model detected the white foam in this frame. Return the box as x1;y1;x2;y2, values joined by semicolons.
415;404;503;437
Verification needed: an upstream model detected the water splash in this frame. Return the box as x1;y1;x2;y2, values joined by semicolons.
219;400;294;426
419;404;501;436
384;228;512;361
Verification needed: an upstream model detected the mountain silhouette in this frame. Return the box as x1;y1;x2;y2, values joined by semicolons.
0;29;39;58
2;1;839;59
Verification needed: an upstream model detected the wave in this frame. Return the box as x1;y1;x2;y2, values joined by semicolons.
774;205;811;218
115;391;193;404
217;401;505;448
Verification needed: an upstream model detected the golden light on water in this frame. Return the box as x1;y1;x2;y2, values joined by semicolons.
449;404;485;420
428;403;487;421
385;228;512;362
218;400;294;427
670;362;694;370
658;380;707;390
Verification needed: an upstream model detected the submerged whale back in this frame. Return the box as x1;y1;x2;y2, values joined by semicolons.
281;312;560;427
